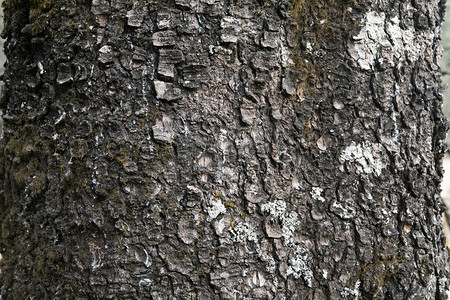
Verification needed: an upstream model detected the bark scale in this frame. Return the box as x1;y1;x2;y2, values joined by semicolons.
0;0;449;299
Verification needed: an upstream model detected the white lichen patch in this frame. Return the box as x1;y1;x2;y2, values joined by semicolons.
260;200;313;286
341;280;361;299
230;220;277;275
311;187;326;202
213;216;229;236
206;197;227;221
265;257;276;274
350;11;386;70
280;211;299;247
286;247;313;288
261;200;298;246
350;11;432;70
331;200;357;220
261;199;287;221
232;222;258;243
340;142;384;176
438;277;448;294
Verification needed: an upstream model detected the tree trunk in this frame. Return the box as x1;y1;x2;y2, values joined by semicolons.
0;0;449;299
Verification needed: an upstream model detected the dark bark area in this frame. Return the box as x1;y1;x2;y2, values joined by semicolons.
0;0;449;299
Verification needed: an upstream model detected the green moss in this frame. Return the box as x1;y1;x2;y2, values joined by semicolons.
224;201;238;210
69;139;87;159
288;0;357;94
31;0;54;10
358;242;405;297
3;0;26;11
5;0;61;36
157;143;175;161
0;206;20;246
2;0;59;37
29;7;59;35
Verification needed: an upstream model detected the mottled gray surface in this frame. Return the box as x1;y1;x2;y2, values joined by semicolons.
0;0;448;299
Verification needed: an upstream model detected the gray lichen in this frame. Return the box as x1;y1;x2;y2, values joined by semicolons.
341;280;361;299
340;142;384;176
261;200;313;286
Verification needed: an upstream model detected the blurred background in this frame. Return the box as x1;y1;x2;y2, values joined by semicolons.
439;9;450;245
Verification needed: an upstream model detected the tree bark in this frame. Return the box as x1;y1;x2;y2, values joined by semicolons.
0;0;449;299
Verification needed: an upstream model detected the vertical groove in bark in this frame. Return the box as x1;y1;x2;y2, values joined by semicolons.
0;0;448;299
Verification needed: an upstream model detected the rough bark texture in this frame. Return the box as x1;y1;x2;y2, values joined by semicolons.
0;0;449;299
